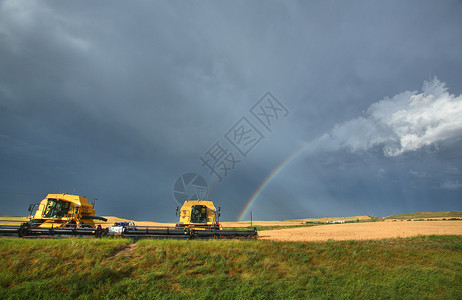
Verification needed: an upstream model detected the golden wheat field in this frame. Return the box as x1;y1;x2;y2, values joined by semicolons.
258;220;462;241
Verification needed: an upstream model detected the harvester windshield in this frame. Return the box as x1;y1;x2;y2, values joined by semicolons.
190;205;207;223
43;199;70;218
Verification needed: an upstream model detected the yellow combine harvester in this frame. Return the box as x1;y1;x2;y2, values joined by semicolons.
120;200;257;239
0;194;107;237
28;193;107;228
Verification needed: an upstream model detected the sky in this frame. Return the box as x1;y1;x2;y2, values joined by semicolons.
1;0;461;222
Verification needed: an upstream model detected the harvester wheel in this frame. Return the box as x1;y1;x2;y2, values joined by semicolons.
18;222;30;237
101;228;109;237
95;225;104;238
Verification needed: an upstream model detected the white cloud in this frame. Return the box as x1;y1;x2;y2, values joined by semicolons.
409;170;427;178
377;168;386;178
0;0;90;54
445;166;461;176
440;180;462;190
317;78;462;157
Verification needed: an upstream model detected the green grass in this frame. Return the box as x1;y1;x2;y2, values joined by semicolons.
1;236;462;299
386;211;462;220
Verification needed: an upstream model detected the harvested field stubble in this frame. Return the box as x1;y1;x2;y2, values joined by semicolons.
259;220;462;241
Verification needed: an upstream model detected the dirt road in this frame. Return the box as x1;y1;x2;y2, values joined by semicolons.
259;221;462;242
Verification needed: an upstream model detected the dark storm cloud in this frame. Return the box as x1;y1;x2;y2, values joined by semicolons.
1;0;461;221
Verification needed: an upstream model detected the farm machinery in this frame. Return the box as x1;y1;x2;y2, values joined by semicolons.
110;200;257;239
0;195;257;239
0;194;107;237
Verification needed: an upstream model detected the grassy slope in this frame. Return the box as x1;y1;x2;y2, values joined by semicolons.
1;236;461;299
386;211;462;220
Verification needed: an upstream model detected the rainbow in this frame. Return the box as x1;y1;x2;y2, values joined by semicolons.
237;138;320;221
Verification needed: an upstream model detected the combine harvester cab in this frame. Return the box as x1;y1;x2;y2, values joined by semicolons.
0;194;107;238
177;200;220;229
